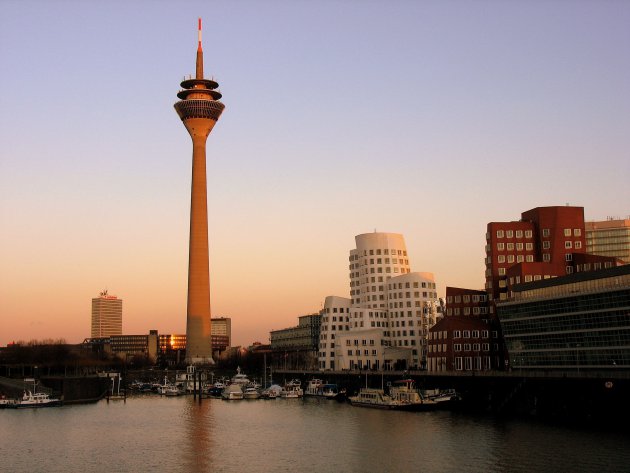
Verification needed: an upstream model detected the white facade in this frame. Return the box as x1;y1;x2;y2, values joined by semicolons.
318;296;351;370
319;233;440;370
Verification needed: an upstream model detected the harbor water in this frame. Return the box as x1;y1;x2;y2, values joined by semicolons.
2;395;629;473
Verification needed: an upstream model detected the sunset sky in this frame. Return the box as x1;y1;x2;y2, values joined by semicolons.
1;1;628;347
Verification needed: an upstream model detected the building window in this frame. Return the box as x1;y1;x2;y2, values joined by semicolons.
565;253;573;261
575;241;582;249
526;243;533;251
498;255;505;263
564;228;571;237
543;253;551;262
455;357;463;370
542;229;550;237
507;243;514;251
507;255;514;263
506;230;513;238
454;330;461;338
496;230;504;238
516;230;523;238
526;255;534;262
566;266;573;274
497;243;505;251
574;229;581;236
565;241;572;249
517;255;524;263
525;230;533;238
463;330;470;338
543;241;551;249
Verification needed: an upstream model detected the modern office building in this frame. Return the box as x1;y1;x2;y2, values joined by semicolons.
211;317;232;347
586;218;630;263
174;19;225;364
496;265;630;370
270;314;321;350
91;290;122;338
319;232;441;370
270;313;322;370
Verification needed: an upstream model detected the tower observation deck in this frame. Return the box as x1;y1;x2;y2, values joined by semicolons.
174;18;224;364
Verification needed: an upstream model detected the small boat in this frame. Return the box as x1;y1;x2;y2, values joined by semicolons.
221;384;244;400
261;384;282;399
280;379;303;398
318;384;344;400
304;378;324;396
6;390;62;409
243;386;261;399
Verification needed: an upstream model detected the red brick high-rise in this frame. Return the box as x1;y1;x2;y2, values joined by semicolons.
485;206;587;302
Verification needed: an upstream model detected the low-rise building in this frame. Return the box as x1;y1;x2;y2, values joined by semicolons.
270;313;321;370
427;317;497;372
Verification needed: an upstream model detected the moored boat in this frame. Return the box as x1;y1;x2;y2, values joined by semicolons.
304;379;324;396
5;390;62;409
243;386;261;399
221;384;244;400
280;379;303;398
349;379;457;411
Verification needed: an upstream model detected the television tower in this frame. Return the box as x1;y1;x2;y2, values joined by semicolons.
174;18;225;364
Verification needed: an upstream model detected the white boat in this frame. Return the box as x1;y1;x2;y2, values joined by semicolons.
319;384;344;400
349;380;455;411
164;384;183;397
304;378;324;396
8;390;62;408
261;384;282;399
221;384;244;400
176;365;207;393
243;386;261;399
280;379;303;398
229;366;251;387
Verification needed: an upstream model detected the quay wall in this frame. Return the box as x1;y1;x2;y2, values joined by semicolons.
275;369;630;426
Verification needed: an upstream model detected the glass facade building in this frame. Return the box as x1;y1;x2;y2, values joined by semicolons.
496;265;630;369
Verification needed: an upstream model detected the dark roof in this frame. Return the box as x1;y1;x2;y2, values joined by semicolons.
510;264;630;293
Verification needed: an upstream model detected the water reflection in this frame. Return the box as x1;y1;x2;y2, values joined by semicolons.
182;398;213;473
2;396;630;473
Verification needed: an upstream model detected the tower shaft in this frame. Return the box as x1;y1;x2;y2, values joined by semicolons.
175;19;225;364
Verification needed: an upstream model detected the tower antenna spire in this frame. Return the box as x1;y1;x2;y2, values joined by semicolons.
196;17;204;79
198;17;203;52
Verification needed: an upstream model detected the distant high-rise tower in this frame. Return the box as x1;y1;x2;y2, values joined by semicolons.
91;290;122;338
174;18;225;364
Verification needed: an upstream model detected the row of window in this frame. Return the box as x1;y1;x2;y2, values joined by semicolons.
497;254;535;264
430;330;495;340
446;307;489;316
446;294;487;304
495;230;533;239
350;257;409;268
495;242;534;252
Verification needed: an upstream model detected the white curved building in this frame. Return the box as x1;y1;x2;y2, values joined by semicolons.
318;296;351;370
319;232;440;370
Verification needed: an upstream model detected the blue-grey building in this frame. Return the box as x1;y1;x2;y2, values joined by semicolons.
496;264;630;369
